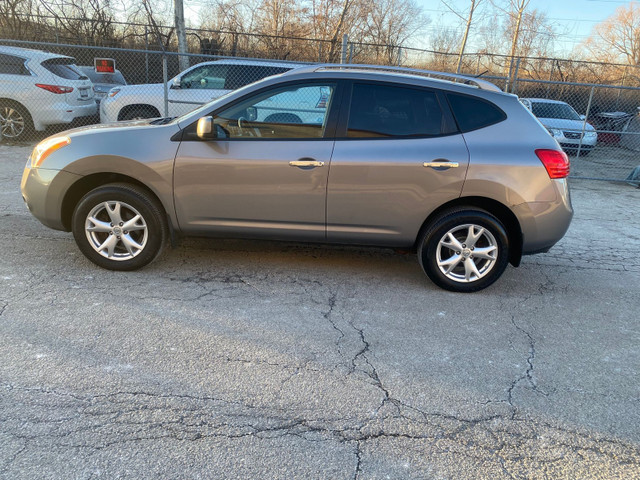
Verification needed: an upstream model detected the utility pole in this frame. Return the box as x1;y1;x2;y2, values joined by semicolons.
506;0;530;90
456;0;479;74
174;0;189;71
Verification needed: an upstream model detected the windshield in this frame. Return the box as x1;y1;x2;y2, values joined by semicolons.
531;102;581;121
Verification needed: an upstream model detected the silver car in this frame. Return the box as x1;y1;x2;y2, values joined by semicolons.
21;65;573;292
520;98;598;156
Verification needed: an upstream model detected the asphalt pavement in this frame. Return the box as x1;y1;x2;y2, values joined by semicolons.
1;143;639;479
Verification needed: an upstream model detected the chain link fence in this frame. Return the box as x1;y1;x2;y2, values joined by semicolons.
1;38;639;184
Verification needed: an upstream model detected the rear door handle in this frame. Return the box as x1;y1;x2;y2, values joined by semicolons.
289;159;325;167
423;160;459;169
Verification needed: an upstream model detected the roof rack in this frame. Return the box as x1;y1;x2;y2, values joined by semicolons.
286;63;502;92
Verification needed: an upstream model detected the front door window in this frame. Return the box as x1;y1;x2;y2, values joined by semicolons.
212;83;337;139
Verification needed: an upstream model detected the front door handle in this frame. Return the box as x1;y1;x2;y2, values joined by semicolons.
423;160;459;169
289;159;325;167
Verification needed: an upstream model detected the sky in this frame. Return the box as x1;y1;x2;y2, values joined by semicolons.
416;0;631;54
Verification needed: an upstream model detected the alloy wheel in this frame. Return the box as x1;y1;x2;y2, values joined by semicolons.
84;201;148;260
436;224;498;283
0;106;25;138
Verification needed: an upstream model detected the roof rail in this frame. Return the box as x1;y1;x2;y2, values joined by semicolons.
286;63;502;92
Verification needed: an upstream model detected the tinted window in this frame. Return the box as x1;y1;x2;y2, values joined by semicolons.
213;83;336;139
347;83;444;138
41;58;86;80
180;64;292;91
226;65;291;89
447;93;506;132
0;54;29;75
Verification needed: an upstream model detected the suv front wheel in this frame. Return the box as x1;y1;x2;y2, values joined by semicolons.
72;183;168;271
418;208;510;292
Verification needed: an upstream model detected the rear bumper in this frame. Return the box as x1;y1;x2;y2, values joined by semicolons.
32;102;98;131
513;178;573;254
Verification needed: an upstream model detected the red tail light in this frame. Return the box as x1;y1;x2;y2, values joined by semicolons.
35;84;74;94
535;149;570;179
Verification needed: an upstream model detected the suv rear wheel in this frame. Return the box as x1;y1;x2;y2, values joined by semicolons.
418;208;510;292
0;101;33;140
72;183;168;271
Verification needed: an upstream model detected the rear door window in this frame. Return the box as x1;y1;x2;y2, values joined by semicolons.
346;83;445;138
0;54;29;75
446;93;506;132
41;58;87;80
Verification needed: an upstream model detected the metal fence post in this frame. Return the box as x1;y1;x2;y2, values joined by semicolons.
162;55;169;118
577;86;595;158
144;26;149;84
546;59;554;98
505;56;514;93
511;57;521;94
341;34;348;64
615;65;627;111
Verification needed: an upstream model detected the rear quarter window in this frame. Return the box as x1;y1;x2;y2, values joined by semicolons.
446;93;506;132
41;58;87;80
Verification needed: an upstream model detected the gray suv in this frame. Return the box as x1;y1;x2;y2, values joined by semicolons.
21;65;573;292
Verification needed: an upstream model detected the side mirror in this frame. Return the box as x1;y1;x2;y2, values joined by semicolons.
579;114;587;121
171;77;181;89
196;116;216;140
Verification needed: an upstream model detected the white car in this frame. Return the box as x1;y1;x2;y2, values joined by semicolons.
77;66;126;106
100;59;301;123
0;46;96;140
520;98;598;156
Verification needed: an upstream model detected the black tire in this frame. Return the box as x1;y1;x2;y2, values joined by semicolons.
72;183;168;271
0;101;34;141
118;106;160;121
418;208;510;292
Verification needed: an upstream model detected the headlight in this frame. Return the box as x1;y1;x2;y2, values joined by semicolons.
108;87;121;98
547;128;563;138
30;136;71;168
585;131;598;138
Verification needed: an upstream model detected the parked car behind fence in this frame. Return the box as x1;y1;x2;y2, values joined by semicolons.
77;66;126;106
99;59;302;122
0;45;96;140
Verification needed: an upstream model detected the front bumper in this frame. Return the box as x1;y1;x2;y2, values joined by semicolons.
21;166;82;231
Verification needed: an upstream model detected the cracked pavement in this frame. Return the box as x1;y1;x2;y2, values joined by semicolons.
1;144;640;479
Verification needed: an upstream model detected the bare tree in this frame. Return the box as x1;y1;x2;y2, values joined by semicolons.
583;2;640;83
428;27;459;71
360;0;429;65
